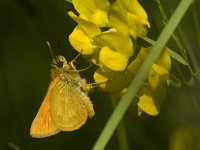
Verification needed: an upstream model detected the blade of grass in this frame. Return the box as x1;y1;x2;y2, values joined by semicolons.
92;0;193;149
110;95;130;150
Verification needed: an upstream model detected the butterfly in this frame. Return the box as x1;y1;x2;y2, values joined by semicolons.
30;55;94;138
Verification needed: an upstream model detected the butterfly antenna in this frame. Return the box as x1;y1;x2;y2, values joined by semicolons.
69;49;83;64
46;41;55;59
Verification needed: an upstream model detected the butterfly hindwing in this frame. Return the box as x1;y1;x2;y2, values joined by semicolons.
49;80;94;131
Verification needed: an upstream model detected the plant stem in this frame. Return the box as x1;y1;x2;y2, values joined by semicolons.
110;95;130;150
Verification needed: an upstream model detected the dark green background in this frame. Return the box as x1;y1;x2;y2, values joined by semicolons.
0;0;200;149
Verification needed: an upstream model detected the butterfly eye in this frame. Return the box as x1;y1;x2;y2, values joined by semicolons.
56;61;63;68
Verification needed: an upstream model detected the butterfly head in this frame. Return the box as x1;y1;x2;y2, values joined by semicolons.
52;55;68;69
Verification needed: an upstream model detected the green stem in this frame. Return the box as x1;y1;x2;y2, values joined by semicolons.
92;0;193;149
110;95;130;150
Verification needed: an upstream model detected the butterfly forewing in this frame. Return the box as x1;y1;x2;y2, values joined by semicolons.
30;78;60;138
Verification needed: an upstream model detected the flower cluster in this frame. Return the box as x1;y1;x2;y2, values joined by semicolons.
68;0;171;116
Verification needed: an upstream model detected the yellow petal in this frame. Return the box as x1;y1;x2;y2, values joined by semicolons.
156;49;171;70
93;32;133;57
108;0;150;38
137;94;159;116
69;26;94;55
127;13;148;38
68;11;101;38
99;46;129;71
127;0;150;26
93;68;129;93
93;70;108;89
108;0;129;35
72;0;110;27
148;64;169;89
128;47;151;73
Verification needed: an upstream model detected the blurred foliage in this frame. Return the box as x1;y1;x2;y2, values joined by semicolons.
0;0;200;150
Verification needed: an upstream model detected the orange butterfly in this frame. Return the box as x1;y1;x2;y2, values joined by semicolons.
30;55;94;138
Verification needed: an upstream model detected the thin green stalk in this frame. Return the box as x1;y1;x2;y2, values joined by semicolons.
110;95;130;150
174;61;187;84
191;95;200;116
177;26;199;71
192;2;200;51
156;0;195;77
92;0;193;149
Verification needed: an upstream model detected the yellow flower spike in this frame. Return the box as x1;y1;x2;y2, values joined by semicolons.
99;46;129;71
72;0;110;27
93;68;130;93
148;64;169;89
108;0;150;38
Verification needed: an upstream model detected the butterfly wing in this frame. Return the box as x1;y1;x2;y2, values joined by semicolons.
49;80;94;131
30;78;60;138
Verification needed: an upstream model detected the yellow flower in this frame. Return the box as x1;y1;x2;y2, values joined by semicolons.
138;94;159;116
137;82;166;116
93;32;133;71
69;26;93;55
93;68;131;93
72;0;110;27
148;64;169;89
108;0;150;38
156;48;171;70
148;48;171;89
128;47;151;74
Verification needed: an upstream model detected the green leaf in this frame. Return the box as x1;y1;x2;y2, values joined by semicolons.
168;49;188;65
